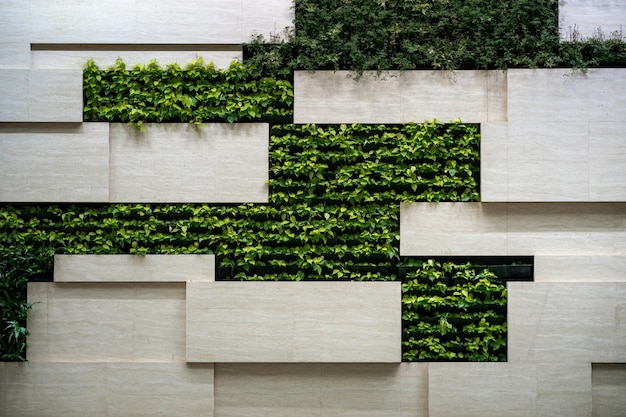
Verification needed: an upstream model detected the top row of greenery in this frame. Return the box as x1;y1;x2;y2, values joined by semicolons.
244;0;626;76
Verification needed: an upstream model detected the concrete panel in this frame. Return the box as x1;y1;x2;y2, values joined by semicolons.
507;69;626;123
186;281;401;363
0;362;214;417
294;70;507;124
535;255;626;282
109;123;269;203
508;282;626;364
31;50;241;70
0;69;82;122
560;0;626;40
481;120;626;202
592;363;626;417
26;282;186;362
54;254;215;282
0;123;109;202
429;363;538;417
215;363;427;417
400;202;626;256
26;0;292;44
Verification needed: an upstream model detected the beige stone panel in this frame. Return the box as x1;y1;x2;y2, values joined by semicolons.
242;0;295;41
588;122;626;201
508;282;626;364
0;362;214;417
0;362;107;417
31;50;241;70
481;121;592;202
537;364;592;417
400;202;626;256
0;1;30;69
0;42;30;69
215;363;427;417
109;123;268;203
186;281;401;363
27;282;186;362
28;0;292;44
0;123;109;202
560;0;626;40
28;69;83;121
0;69;29;121
507;69;625;123
294;70;506;124
54;254;215;282
535;255;626;282
105;363;214;417
592;363;626;417
429;363;538;417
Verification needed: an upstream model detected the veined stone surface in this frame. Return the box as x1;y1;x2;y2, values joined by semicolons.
186;281;401;363
559;0;626;40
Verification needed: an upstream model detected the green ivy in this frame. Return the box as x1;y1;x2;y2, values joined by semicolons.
244;0;626;75
401;259;507;361
84;58;293;126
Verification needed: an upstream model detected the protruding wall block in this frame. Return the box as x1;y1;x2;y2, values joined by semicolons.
535;255;626;282
0;69;82;122
400;202;626;256
214;363;428;417
54;254;215;282
507;282;626;364
26;282;186;362
0;123;109;202
0;362;214;417
294;70;507;124
109;123;269;203
592;363;626;417
186;281;401;362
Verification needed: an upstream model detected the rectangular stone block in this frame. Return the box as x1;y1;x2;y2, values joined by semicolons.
507;69;626;123
535;255;626;282
54;254;215;282
26;0;292;44
508;282;626;364
400;202;626;256
294;70;507;124
0;123;109;202
592;363;626;417
31;49;241;70
0;362;214;417
215;363;427;417
186;281;401;363
27;282;186;362
109;123;269;203
559;0;626;40
0;69;82;122
481;120;626;202
429;363;538;417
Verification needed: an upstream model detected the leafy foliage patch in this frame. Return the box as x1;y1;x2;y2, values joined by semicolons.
84;58;293;126
244;0;626;75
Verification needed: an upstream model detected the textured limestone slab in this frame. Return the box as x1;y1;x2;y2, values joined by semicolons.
215;363;427;417
294;70;507;123
508;282;626;364
31;50;241;69
54;254;215;282
0;69;83;122
400;202;626;256
26;0;292;44
429;363;592;417
592;363;626;417
559;0;626;40
186;281;401;363
0;42;30;69
535;255;626;282
481;120;626;202
507;69;626;123
0;362;214;417
27;282;186;362
109;123;269;203
0;123;109;202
